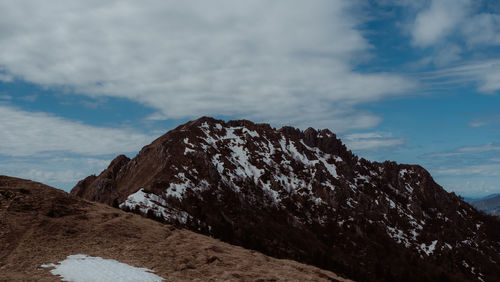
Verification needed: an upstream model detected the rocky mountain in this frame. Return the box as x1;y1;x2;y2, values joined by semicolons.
472;194;500;216
0;175;349;281
72;117;500;282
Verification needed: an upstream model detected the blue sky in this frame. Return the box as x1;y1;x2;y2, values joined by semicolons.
0;0;499;197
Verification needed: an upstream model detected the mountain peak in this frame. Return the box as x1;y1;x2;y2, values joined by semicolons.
71;117;500;281
181;116;222;128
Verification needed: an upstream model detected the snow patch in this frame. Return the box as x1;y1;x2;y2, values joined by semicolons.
166;173;195;199
41;254;163;282
387;197;396;209
355;174;371;184
200;122;210;129
184;147;195;155
420;240;438;256
404;185;413;193
120;188;189;223
212;154;224;174
299;139;338;178
386;226;411;247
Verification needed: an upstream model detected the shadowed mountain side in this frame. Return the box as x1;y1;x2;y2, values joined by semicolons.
0;175;350;281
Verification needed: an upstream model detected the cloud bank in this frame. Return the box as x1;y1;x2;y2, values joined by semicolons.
0;105;152;157
0;0;414;131
391;0;500;94
343;132;405;151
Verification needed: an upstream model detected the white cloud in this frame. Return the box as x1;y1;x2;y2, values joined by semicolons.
435;163;500;177
462;13;500;47
433;44;463;66
392;0;500;94
0;0;415;131
406;0;500;53
17;169;85;185
0;73;12;82
375;0;427;9
411;0;471;47
19;94;38;102
422;143;500;158
0;105;152;156
419;143;500;196
436;176;500;197
343;132;405;150
453;143;500;154
414;43;463;68
0;156;112;190
468;119;490;128
423;59;500;93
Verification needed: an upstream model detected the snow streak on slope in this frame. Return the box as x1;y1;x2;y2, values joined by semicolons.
120;188;190;223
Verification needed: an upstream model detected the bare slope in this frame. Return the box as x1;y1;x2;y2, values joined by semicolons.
0;175;350;281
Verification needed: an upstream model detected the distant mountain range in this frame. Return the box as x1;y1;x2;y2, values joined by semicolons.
463;193;500;204
470;194;500;216
71;117;500;281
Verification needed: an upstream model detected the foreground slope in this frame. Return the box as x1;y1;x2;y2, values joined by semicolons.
0;175;349;281
72;117;500;281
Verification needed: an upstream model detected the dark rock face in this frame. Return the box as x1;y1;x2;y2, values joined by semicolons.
72;117;500;282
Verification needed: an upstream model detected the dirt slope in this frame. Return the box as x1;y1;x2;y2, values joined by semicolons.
0;175;350;281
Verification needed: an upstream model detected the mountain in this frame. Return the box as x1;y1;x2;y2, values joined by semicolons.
0;175;349;281
72;117;500;282
472;194;500;216
464;193;500;204
462;197;479;204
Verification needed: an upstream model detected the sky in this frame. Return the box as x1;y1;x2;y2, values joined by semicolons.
0;0;499;197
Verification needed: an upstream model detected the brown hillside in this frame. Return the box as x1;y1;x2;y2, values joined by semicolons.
0;175;350;281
